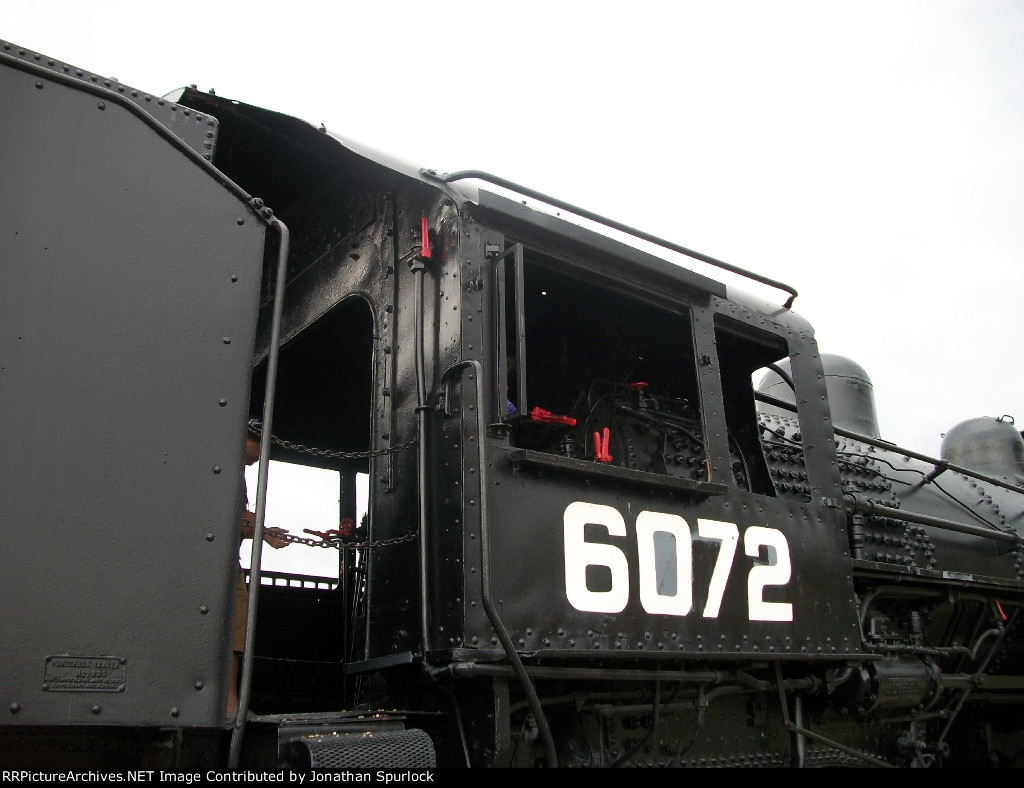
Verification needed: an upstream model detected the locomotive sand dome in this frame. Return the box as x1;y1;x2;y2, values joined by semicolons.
941;415;1024;481
757;353;881;438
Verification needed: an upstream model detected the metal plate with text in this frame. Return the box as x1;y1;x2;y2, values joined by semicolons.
43;656;126;692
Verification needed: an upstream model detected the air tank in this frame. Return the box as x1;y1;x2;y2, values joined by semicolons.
940;416;1024;480
757;354;881;439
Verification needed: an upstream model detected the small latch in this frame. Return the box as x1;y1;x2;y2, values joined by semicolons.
484;241;503;258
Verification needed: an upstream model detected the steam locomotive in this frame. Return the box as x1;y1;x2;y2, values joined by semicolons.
2;39;1023;769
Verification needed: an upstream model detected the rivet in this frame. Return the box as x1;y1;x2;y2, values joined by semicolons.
96;102;105;110
91;705;101;715
170;707;180;718
237;218;245;225
194;680;204;690
222;337;231;344
34;81;43;89
199;605;209;615
212;465;221;474
206;533;215;542
218;399;227;406
9;703;20;713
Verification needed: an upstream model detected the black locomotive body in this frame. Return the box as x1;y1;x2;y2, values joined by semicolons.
2;41;1023;769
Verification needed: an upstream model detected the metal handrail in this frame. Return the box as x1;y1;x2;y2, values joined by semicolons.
432;168;799;308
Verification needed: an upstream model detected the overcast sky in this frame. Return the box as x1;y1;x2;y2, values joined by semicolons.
6;0;1023;461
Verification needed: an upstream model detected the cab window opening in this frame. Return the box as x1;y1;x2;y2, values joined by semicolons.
499;246;706;480
714;316;808;500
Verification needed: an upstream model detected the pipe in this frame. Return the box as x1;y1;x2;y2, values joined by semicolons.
438;360;559;768
409;251;430;660
845;493;1020;545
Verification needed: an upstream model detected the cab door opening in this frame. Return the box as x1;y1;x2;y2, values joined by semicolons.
245;297;374;713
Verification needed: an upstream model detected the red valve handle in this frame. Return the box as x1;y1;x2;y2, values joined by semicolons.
594;427;612;462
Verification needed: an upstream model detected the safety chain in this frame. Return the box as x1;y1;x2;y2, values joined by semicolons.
257;429;417;460
273;530;417;551
247;425;418;550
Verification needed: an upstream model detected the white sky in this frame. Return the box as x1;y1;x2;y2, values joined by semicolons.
6;0;1023;464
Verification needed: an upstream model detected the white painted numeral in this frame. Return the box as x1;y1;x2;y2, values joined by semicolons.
563;501;629;613
636;511;692;616
696;518;739;618
744;526;793;622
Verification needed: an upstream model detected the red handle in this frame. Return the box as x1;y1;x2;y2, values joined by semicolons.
594;427;612;462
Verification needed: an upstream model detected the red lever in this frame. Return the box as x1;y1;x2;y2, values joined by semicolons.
997;599;1008;622
530;407;577;426
420;216;431;259
303;528;337;540
594;427;612;462
304;517;354;540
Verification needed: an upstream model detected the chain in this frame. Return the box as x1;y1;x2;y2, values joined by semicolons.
273;530;418;551
260;430;417;460
246;427;417;551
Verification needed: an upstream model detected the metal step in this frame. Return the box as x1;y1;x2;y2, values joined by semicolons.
289;728;436;769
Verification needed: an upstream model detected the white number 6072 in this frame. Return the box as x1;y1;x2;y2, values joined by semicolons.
563;501;793;622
